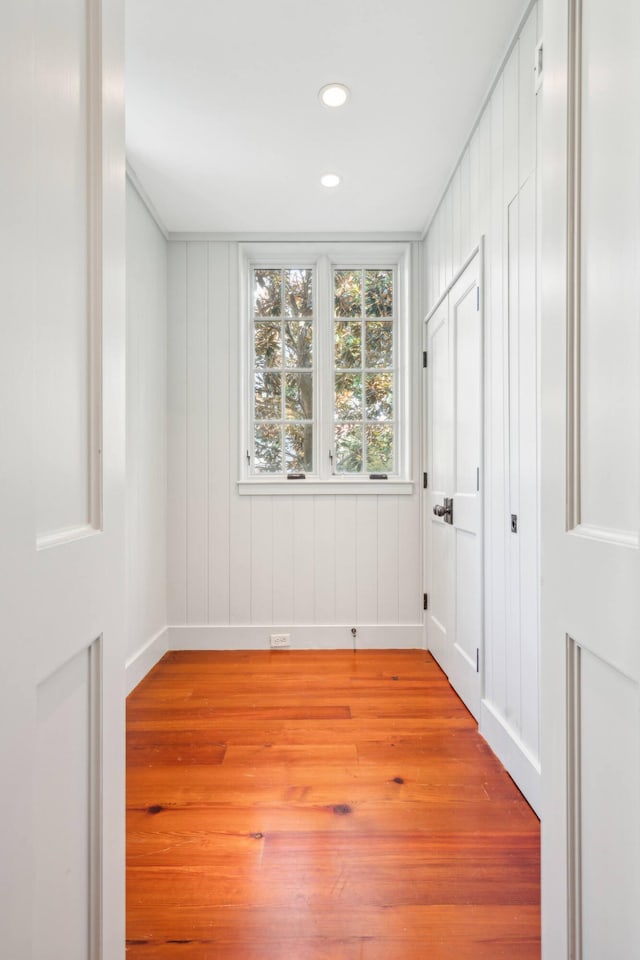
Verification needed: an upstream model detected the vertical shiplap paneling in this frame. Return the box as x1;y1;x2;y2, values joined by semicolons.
208;242;231;624
167;242;188;624
477;110;492;238
486;76;507;714
422;232;433;316
186;242;209;623
421;7;541;797
314;497;336;623
517;173;539;757
442;188;453;291
377;496;400;623
169;241;422;634
292;497;315;622
435;207;446;304
272;496;294;624
506;196;521;730
468;132;481;250
334;496;357;624
451;168;462;279
397;492;421;623
518;7;538;190
460;147;471;262
503;46;520;206
125;181;168;660
227;250;253;625
356;498;379;622
250;497;274;624
503;38;521;729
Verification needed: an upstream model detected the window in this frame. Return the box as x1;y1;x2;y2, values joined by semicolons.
252;267;315;474
240;243;412;494
333;268;395;475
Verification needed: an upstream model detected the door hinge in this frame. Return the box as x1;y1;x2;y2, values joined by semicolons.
423;350;428;368
423;471;428;489
423;592;429;611
476;648;480;673
476;287;480;311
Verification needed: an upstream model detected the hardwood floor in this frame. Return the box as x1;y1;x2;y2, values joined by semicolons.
126;650;540;958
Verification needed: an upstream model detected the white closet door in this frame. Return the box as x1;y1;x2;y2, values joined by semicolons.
542;0;640;955
425;253;483;718
0;2;125;957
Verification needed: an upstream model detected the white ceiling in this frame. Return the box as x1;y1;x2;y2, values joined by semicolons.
126;0;529;234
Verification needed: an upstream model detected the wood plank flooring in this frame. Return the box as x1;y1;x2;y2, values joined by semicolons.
126;650;540;959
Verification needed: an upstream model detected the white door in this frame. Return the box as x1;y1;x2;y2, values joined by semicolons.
542;0;640;955
425;254;483;718
1;3;125;958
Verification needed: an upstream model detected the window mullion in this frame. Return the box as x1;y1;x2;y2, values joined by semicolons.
316;255;331;481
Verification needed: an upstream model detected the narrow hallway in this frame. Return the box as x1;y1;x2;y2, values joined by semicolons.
127;650;540;958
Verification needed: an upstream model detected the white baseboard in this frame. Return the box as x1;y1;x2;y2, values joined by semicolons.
479;698;541;816
167;623;424;651
125;626;169;694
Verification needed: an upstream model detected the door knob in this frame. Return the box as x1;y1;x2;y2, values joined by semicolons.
433;498;453;524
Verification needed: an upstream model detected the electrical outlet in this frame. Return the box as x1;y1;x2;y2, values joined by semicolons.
270;633;291;648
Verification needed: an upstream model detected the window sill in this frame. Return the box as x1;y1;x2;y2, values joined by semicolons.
237;479;415;496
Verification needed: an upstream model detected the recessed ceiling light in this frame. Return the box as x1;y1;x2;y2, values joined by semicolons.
321;173;341;188
319;83;350;108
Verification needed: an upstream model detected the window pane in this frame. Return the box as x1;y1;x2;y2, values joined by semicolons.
254;321;281;369
254;269;282;316
334;373;362;420
254;424;282;472
254;371;281;420
285;372;313;420
335;424;363;473
334;270;362;317
365;321;393;368
366;424;394;472
285;423;313;472
284;269;313;317
365;372;393;420
365;269;393;316
284;321;313;368
334;321;362;369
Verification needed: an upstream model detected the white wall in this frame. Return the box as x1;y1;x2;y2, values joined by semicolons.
125;178;168;684
166;240;423;648
422;1;542;810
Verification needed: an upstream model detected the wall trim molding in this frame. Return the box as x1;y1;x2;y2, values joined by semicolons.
125;627;169;695
126;162;170;240
479;698;541;815
167;623;424;651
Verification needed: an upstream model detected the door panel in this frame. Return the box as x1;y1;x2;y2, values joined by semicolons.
35;646;97;959
35;0;92;541
425;254;483;718
577;647;639;958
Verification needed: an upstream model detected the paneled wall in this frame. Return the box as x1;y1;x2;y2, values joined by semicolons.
125;179;168;673
166;241;423;647
422;2;541;808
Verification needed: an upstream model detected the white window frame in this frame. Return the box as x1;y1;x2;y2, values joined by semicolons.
238;242;413;495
